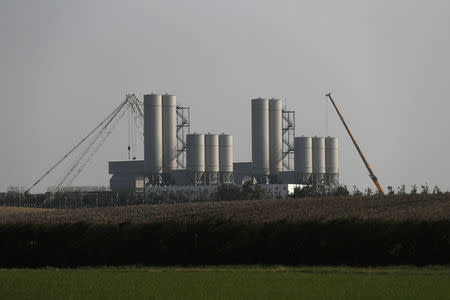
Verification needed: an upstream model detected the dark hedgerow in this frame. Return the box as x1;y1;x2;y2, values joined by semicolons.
0;220;448;267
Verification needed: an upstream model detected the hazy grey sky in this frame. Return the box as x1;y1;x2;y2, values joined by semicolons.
1;0;450;193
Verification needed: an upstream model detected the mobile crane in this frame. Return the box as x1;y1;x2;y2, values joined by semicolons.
325;93;385;195
25;94;144;194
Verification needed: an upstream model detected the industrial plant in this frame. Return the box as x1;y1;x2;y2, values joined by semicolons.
107;94;339;199
20;91;341;200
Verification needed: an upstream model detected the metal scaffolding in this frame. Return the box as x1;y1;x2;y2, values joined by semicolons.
282;107;295;171
176;106;190;169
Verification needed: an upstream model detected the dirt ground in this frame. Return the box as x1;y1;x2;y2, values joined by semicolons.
0;194;449;224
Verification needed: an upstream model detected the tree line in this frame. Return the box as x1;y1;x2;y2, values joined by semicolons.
0;182;448;208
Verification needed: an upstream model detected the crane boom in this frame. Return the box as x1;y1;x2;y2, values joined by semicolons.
24;98;128;194
55;99;129;190
25;97;133;193
325;93;385;195
127;94;145;142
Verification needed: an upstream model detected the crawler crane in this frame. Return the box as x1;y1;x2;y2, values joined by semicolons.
325;93;385;195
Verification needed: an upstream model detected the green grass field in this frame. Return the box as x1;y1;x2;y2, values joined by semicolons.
0;266;449;299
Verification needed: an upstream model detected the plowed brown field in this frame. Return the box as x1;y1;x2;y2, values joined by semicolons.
0;194;449;224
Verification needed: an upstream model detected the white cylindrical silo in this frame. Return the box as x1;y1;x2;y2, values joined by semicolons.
205;134;219;172
186;133;205;170
269;98;283;174
162;94;177;172
312;136;325;183
219;134;233;183
251;98;269;177
325;137;339;184
294;136;312;183
144;94;162;175
205;134;219;184
187;133;205;185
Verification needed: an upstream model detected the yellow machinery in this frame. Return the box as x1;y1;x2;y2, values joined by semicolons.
325;93;385;195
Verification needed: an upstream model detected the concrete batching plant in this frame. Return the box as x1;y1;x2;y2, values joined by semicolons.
24;91;338;197
108;93;339;196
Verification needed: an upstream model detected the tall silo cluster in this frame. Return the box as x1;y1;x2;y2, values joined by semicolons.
111;94;340;193
143;93;233;186
251;98;283;182
294;136;338;185
186;133;233;185
144;93;180;185
144;93;178;178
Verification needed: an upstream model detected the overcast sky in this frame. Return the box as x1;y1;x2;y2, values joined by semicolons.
1;0;449;193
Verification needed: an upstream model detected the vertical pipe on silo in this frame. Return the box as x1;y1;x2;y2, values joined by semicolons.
312;136;325;183
162;94;177;172
294;136;312;183
251;98;269;177
269;99;283;174
144;94;162;175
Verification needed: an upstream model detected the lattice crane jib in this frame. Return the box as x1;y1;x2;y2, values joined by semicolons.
126;94;144;141
55;100;130;191
25;96;132;193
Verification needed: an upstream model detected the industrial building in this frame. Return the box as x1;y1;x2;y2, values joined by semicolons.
108;94;339;198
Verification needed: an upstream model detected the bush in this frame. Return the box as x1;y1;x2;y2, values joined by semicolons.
397;185;406;195
291;184;349;198
421;184;429;195
334;185;350;197
387;186;395;195
292;186;316;198
0;220;448;267
213;184;243;201
352;186;363;196
432;185;442;195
